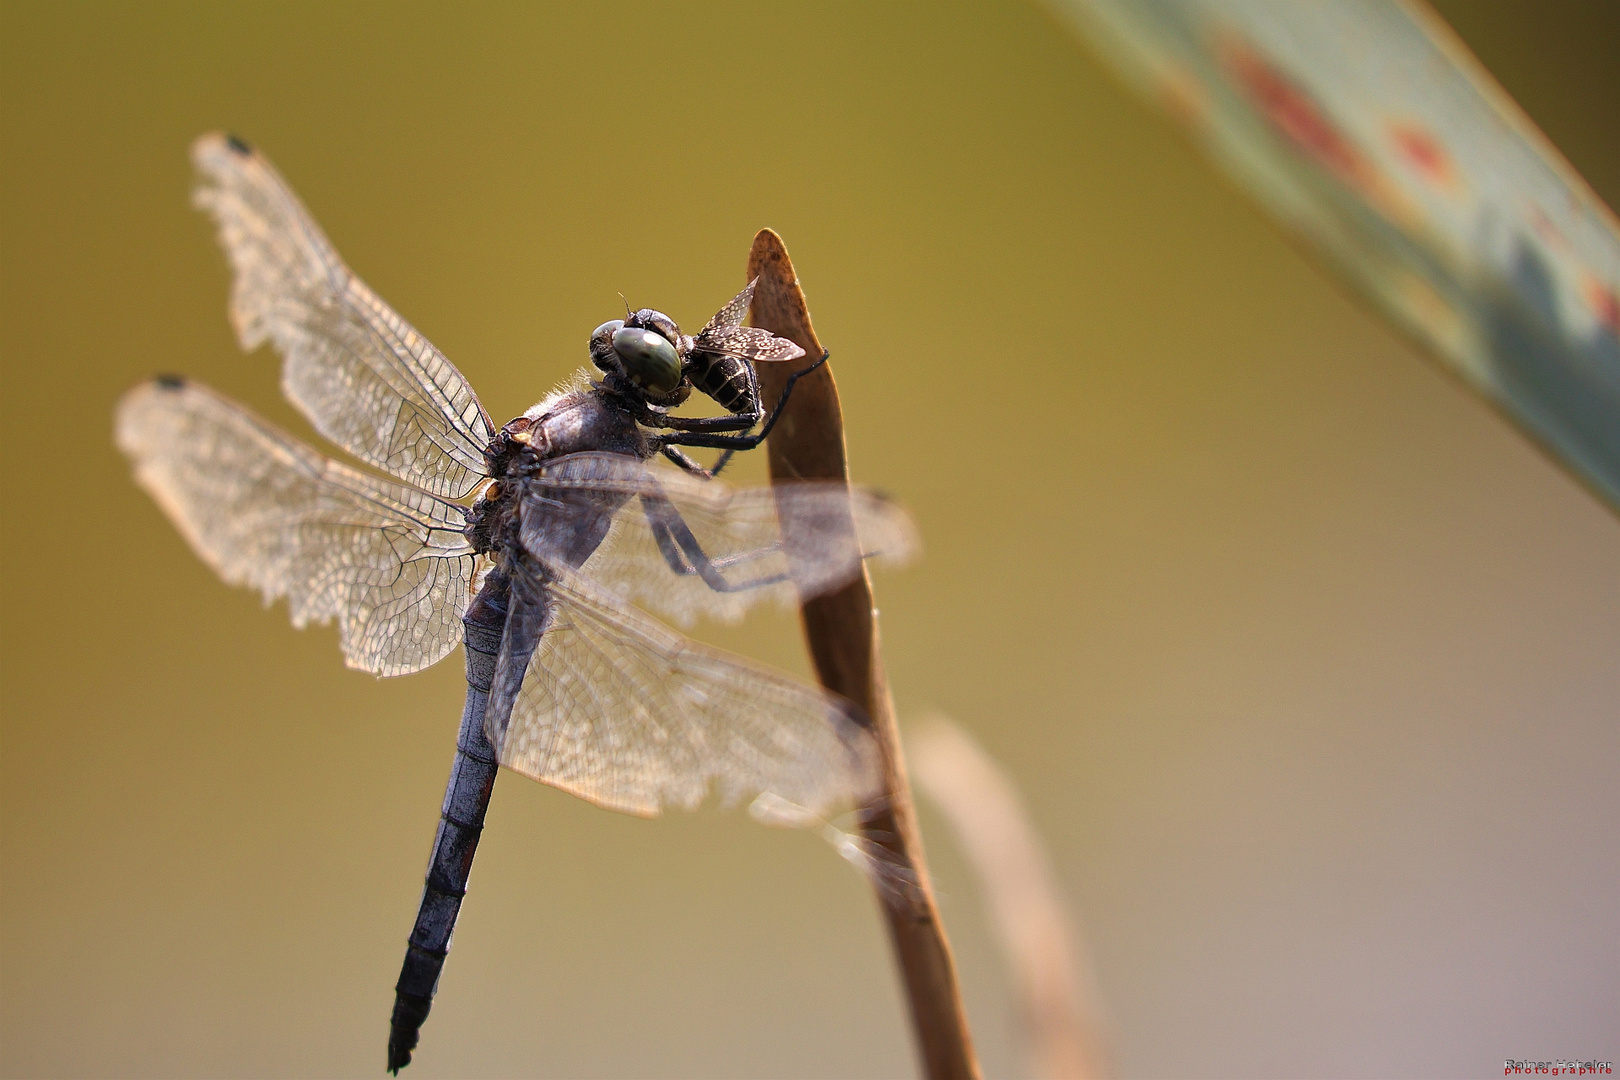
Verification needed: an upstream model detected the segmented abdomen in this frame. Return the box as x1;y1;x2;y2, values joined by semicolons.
688;353;756;414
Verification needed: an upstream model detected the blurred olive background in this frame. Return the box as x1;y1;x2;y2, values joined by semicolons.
2;3;1616;1077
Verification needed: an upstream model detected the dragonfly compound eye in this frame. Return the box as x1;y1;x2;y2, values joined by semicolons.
589;319;626;372
611;326;682;394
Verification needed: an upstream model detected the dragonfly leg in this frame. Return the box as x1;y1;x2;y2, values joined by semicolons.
647;513;697;575
751;347;829;443
646;408;759;435
642;495;790;593
704;448;738;478
700;362;762;478
686;360;768;479
659;445;716;477
652;349;829;456
646;513;784;581
660;444;739;480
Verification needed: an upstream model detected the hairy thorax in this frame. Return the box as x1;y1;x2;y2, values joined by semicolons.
464;385;649;563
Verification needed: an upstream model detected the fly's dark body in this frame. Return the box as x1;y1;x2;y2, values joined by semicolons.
687;351;758;416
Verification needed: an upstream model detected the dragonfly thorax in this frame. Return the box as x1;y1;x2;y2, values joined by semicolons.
468;388;651;556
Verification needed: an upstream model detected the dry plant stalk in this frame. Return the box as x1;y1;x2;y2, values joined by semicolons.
746;229;981;1080
910;716;1111;1080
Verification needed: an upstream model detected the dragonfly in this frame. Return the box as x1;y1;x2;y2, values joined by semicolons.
115;133;916;1073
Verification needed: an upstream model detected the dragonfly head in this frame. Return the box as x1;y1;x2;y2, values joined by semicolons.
590;311;690;404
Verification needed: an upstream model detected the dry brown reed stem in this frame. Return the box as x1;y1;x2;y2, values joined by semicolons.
746;229;981;1080
910;716;1111;1080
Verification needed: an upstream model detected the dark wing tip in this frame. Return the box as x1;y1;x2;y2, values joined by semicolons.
154;373;187;390
223;132;253;156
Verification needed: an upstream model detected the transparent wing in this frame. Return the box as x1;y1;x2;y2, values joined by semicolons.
692;324;806;363
524;453;918;626
191;132;494;499
116;378;477;676
490;567;880;818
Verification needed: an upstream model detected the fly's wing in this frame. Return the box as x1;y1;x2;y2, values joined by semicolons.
525;453;918;626
690;278;803;362
116;378;477;676
191;133;494;499
693;278;805;362
698;278;757;334
691;324;806;364
488;567;879;818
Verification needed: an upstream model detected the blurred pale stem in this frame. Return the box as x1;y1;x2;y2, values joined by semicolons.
910;716;1110;1080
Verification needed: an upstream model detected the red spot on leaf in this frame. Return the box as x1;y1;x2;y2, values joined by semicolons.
1585;278;1620;337
1390;122;1455;188
1221;39;1377;195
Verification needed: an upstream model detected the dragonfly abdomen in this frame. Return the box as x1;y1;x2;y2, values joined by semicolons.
388;573;510;1074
